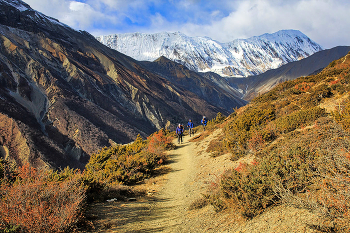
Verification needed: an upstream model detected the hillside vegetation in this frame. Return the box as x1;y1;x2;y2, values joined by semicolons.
2;51;350;232
0;129;174;232
206;52;350;232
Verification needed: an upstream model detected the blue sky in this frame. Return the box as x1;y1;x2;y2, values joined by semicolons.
24;0;350;49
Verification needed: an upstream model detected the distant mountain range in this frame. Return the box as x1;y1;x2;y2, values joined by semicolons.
97;30;323;77
0;0;245;169
231;46;350;100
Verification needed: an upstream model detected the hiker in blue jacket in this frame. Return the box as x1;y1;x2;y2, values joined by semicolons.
176;123;184;144
201;116;207;131
187;119;194;137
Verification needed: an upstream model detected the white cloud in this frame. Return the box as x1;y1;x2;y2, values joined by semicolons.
174;0;350;48
62;1;118;29
23;0;350;48
69;1;87;11
25;0;120;30
24;0;70;18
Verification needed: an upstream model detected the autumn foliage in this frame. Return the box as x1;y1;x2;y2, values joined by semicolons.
0;164;85;232
83;129;174;201
146;129;175;156
0;128;175;232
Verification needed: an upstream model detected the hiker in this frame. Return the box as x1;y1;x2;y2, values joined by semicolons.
187;119;194;137
201;116;207;131
176;123;184;144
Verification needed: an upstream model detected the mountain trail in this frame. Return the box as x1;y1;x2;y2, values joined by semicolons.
86;129;324;232
87;130;238;232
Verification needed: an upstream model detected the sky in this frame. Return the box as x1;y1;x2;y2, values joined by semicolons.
24;0;350;49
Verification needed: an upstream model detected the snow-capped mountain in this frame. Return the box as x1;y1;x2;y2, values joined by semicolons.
0;0;68;28
1;0;246;169
97;30;323;77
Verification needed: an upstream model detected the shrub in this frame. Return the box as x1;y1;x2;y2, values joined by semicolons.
247;130;265;152
146;128;175;157
213;118;350;229
206;135;229;157
219;164;277;218
252;90;279;104
0;164;85;233
208;112;226;125
276;120;350;231
332;99;350;131
217;135;321;218
275;107;327;133
188;197;208;210
294;82;314;92
0;158;4;181
83;129;173;200
224;105;275;159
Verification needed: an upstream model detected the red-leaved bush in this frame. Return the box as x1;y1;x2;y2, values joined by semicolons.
0;164;85;233
147;129;174;156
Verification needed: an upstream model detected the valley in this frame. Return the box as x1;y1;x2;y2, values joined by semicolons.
1;0;350;232
0;0;242;169
86;130;329;233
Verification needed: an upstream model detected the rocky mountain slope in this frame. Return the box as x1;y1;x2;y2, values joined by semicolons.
140;56;247;112
0;0;238;169
97;30;323;77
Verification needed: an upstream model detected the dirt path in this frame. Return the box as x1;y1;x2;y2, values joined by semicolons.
87;130;325;232
87;131;239;232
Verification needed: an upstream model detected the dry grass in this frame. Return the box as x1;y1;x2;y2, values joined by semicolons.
206;135;229;157
188;197;209;210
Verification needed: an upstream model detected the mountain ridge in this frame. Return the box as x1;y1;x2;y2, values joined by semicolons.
0;0;236;169
97;30;323;77
140;56;247;112
230;46;350;100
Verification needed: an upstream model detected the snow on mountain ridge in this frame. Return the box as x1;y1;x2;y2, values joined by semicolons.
1;0;31;11
97;30;323;77
0;0;68;28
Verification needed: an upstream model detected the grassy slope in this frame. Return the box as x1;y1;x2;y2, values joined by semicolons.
208;52;350;232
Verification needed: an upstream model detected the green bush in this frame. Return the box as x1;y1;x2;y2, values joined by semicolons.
252;90;279;103
208;112;226;125
275;107;327;133
219;163;277;218
84;135;156;186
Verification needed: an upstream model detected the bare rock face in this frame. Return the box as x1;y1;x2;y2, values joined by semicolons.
0;0;229;169
0;113;31;166
141;56;247;112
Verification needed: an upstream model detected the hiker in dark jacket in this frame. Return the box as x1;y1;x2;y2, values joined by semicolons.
176;124;184;144
201;116;207;131
187;119;194;137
